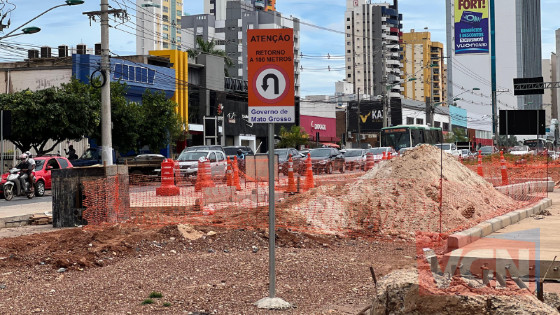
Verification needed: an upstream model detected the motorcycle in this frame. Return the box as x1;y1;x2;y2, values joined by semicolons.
2;168;34;201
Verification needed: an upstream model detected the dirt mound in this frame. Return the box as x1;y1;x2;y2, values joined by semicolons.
282;145;522;236
368;269;559;314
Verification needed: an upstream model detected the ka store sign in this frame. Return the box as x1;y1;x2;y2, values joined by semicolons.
247;28;295;124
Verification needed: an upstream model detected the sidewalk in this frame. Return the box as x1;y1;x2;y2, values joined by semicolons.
0;199;52;228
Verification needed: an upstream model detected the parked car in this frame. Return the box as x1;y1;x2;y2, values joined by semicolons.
176;150;227;179
309;148;345;174
366;147;397;162
342;149;366;170
509;145;534;156
224;146;255;159
274;148;305;175
479;146;497;156
0;156;73;198
71;147;117;167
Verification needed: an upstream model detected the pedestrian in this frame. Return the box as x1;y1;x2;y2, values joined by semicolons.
236;149;246;173
65;145;78;160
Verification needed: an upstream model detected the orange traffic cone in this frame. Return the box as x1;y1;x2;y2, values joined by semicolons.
365;152;374;171
382;151;386;161
477;150;484;177
303;153;314;191
500;151;509;185
387;152;392;160
233;156;241;191
226;156;233;187
286;154;297;193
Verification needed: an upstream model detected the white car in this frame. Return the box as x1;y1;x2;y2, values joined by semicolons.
434;143;461;157
366;147;397;161
176;150;227;178
509;145;534;156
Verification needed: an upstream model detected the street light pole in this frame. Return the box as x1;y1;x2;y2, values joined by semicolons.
0;1;83;40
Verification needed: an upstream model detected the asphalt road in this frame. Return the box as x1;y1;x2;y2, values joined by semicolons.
0;191;52;206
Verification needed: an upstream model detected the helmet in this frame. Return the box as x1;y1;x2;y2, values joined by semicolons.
25;151;32;158
19;153;28;162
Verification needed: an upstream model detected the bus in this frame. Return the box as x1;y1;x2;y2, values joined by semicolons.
523;138;553;154
380;125;443;151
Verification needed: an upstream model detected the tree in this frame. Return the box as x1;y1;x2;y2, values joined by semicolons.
187;37;233;75
137;90;183;152
277;125;309;148
496;135;519;148
90;81;142;153
0;78;100;155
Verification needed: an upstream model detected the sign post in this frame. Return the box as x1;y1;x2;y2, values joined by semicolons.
249;28;294;310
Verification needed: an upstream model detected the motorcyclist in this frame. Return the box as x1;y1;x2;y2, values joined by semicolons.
25;151;36;191
17;153;33;193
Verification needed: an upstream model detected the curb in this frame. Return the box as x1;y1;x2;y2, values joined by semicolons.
447;198;552;252
0;214;33;229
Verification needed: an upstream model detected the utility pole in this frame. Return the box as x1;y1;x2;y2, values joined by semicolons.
382;44;389;128
84;1;127;165
357;87;361;147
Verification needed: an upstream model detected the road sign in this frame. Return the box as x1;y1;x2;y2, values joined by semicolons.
248;28;295;124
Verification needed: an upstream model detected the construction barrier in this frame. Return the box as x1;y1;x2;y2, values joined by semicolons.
81;149;548;241
285;154;297;194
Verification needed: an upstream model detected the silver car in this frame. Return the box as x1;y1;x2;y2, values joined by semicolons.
342;149;366;170
176;150;227;178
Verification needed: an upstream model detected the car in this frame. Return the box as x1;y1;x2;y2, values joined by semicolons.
434;143;461;157
0;156;73;198
479;146;497;156
309;148;345;174
224;146;255;159
183;145;225;153
398;147;415;155
176;150;227;179
274;148;305;175
342;149;366;170
509;145;534;156
366;147;397;162
71;147;117;167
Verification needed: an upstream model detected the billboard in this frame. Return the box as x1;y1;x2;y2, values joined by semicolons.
499;110;546;135
347;99;402;132
454;0;489;54
247;28;295;124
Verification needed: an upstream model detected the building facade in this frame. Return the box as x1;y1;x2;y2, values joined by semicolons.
182;0;300;95
136;0;183;55
401;30;445;105
344;0;402;98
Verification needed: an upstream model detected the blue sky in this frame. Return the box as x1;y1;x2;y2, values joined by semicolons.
1;0;558;96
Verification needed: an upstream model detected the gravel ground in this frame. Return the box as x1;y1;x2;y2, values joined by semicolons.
0;225;415;314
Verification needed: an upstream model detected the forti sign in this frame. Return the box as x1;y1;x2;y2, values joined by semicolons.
248;28;295;124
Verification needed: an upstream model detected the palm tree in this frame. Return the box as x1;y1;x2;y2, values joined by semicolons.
187;37;233;75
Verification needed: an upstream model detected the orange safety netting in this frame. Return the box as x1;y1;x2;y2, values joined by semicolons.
80;151;548;240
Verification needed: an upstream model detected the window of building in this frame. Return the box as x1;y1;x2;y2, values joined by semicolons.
347;26;350;29
416;118;424;125
163;6;169;13
177;10;181;16
163;33;169;40
434;121;441;128
163;25;168;31
406;117;414;125
347;74;351;78
347;18;350;21
348;66;351;69
347;50;351;53
346;34;351;37
163;43;169;48
347;57;351;61
443;122;449;130
347;41;351;45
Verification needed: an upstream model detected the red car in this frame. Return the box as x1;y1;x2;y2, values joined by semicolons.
32;156;73;196
0;156;74;198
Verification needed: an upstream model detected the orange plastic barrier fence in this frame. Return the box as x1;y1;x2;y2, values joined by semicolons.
83;156;547;239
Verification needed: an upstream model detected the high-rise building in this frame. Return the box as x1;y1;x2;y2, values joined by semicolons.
204;0;276;20
446;0;543;134
344;0;403;98
136;0;183;55
401;30;445;105
183;0;300;95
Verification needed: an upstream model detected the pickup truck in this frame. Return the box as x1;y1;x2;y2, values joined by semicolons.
71;148;164;181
